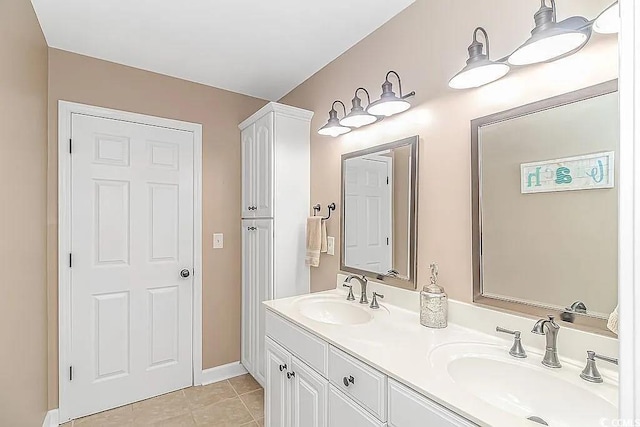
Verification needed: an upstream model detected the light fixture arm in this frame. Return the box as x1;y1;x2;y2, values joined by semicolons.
385;70;416;100
332;100;347;117
354;87;372;106
473;27;491;59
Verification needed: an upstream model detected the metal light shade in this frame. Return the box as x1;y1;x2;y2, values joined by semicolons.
318;101;351;137
508;1;590;66
340;88;378;128
367;71;415;117
593;2;619;34
449;27;510;90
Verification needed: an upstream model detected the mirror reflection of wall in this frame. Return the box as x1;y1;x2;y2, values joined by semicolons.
341;136;418;289
474;82;619;326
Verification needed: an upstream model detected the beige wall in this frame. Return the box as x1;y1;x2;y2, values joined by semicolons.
47;49;266;408
280;0;618;298
0;0;49;425
481;92;618;316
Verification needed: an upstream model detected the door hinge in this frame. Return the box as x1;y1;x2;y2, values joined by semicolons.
69;253;72;268
69;366;73;381
69;138;72;154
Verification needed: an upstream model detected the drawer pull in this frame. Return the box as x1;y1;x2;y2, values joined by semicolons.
343;375;355;387
287;371;296;379
279;364;287;372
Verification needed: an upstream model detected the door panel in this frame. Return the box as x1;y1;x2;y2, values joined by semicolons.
343;156;392;274
241;220;255;373
266;338;291;427
68;113;194;419
254;113;273;218
241;124;256;218
291;357;328;427
328;386;385;427
254;219;273;385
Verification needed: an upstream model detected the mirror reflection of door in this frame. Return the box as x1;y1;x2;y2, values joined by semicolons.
344;155;392;274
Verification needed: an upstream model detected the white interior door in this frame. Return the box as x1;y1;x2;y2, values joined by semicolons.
68;113;194;419
344;156;392;274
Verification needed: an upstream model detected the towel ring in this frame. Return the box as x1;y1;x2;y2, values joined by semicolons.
313;203;336;221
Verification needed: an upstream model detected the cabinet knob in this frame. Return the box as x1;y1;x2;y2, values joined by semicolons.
279;364;287;372
343;375;355;387
286;371;295;379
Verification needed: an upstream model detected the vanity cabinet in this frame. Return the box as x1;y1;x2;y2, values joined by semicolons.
265;310;478;427
266;337;328;427
240;102;313;387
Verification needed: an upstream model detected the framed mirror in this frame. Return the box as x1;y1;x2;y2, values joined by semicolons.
340;136;419;290
472;80;619;334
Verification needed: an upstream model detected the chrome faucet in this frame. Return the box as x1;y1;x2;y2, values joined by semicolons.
344;275;368;304
532;315;561;368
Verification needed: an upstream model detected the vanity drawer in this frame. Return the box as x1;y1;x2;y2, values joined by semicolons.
329;385;386;427
328;345;387;421
265;309;328;376
388;379;477;427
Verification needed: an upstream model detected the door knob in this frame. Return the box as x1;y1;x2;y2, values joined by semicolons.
343;375;355;387
180;269;191;278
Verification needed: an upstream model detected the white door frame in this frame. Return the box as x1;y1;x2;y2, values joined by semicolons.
57;101;203;420
619;0;640;420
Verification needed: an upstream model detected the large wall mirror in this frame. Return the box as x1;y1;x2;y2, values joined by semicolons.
341;136;418;290
472;80;619;334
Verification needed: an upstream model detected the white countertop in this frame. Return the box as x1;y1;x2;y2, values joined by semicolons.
264;288;618;427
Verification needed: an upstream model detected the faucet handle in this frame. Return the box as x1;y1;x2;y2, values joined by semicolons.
580;350;618;383
342;284;355;301
370;292;384;309
496;326;527;359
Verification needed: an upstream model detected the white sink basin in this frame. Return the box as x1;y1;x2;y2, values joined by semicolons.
430;343;618;427
297;297;374;325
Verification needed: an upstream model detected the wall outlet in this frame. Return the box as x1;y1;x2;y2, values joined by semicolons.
213;233;224;249
327;236;335;256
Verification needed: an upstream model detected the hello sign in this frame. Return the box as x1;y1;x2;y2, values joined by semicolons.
521;151;615;194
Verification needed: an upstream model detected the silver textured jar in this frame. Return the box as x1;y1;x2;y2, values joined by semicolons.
420;263;448;328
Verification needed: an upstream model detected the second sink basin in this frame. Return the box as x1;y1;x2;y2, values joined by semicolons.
429;343;618;427
297;297;374;325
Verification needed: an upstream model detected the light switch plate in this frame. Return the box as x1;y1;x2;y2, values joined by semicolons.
327;236;335;256
213;233;223;249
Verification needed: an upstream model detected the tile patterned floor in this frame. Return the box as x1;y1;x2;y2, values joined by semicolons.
61;374;264;426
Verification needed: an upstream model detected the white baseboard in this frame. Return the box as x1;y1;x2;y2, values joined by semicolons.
43;409;59;427
200;361;247;386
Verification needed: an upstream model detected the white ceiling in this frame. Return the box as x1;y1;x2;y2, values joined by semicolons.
31;0;414;100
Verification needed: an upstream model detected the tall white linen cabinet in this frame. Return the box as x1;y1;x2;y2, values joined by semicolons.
239;102;313;386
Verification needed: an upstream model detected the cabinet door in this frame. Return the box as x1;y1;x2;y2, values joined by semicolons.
241;221;256;373
388;380;476;427
329;386;386;427
253;113;274;218
241;124;255;218
254;219;273;385
266;338;291;427
291;356;328;427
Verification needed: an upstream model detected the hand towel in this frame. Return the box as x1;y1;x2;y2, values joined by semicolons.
607;304;619;335
320;220;328;253
305;217;322;267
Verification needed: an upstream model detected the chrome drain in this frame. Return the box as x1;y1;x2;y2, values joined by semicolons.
527;416;549;425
